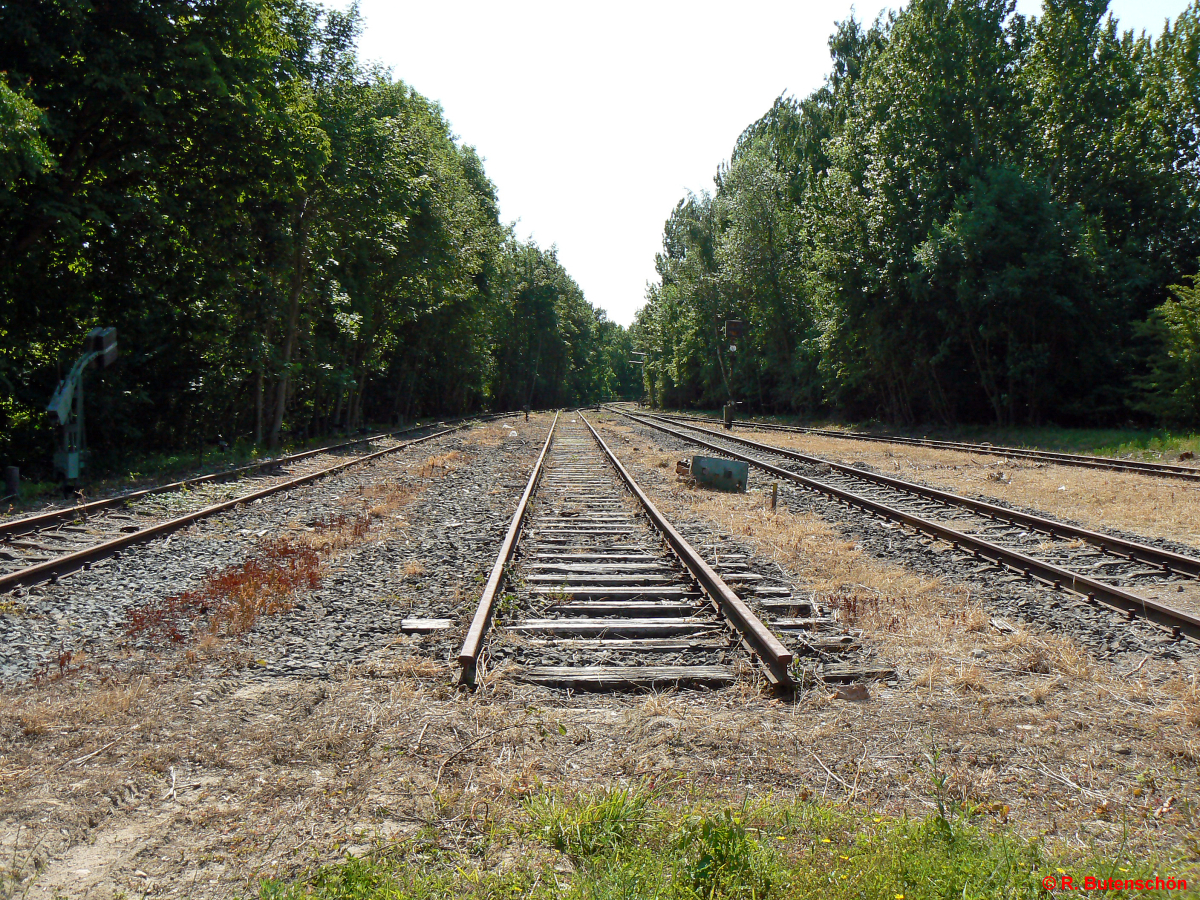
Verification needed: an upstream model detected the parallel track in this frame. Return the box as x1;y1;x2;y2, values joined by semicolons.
1;414;518;536
620;411;1200;644
458;412;796;691
0;414;517;594
642;408;1200;483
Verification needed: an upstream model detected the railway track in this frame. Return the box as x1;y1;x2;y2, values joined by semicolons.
458;412;811;691
618;410;1200;644
640;408;1200;483
0;414;516;594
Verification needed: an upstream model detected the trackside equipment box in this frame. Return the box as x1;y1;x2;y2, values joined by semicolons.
691;456;748;492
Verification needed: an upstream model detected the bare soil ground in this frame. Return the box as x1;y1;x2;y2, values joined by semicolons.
1;413;1198;899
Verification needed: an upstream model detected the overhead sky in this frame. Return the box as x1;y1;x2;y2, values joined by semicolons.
328;0;1192;327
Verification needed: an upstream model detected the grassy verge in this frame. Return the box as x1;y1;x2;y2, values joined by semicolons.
251;788;1195;899
880;424;1200;462
657;408;1200;461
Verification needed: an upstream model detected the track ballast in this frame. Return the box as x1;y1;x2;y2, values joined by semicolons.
459;412;803;691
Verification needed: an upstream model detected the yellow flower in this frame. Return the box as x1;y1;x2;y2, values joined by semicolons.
840;855;850;861
874;817;882;823
1056;868;1066;874
776;835;788;841
820;838;831;843
895;894;905;899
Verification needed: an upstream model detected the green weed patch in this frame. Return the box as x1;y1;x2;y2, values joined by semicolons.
251;790;1196;899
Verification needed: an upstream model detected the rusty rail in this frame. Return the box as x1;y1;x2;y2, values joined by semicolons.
1;412;520;540
621;411;1200;644
637;407;1200;483
458;411;560;686
580;413;793;686
640;413;1200;579
0;423;482;594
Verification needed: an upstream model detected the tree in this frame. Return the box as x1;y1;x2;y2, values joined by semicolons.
0;0;624;477
639;0;1200;428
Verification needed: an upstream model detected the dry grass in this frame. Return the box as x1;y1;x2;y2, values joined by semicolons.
461;423;519;450
951;663;989;694
1165;679;1200;729
17;711;48;736
5;613;1198;899
359;481;419;519
651;467;947;606
298;512;373;554
417;450;463;479
123;539;321;647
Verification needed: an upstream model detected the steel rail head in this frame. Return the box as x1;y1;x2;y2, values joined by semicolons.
457;411;560;687
621;410;1200;644
641;413;1200;578
579;412;793;687
0;423;477;595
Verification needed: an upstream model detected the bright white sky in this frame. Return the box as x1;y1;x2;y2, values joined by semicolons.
329;0;1192;326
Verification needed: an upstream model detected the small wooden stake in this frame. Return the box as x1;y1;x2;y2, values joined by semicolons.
770;482;777;512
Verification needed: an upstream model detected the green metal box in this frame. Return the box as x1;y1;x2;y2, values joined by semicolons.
691;456;748;492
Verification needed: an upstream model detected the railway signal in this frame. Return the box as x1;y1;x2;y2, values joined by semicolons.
720;320;744;426
46;327;118;484
724;319;743;353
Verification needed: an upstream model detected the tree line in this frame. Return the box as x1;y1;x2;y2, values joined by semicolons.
0;0;639;478
635;0;1200;427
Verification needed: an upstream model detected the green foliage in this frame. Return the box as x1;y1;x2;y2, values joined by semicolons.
0;76;53;188
489;242;636;412
525;786;651;858
637;0;1200;427
250;792;1193;900
1141;271;1200;423
676;808;773;899
914;165;1104;424
0;0;634;478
